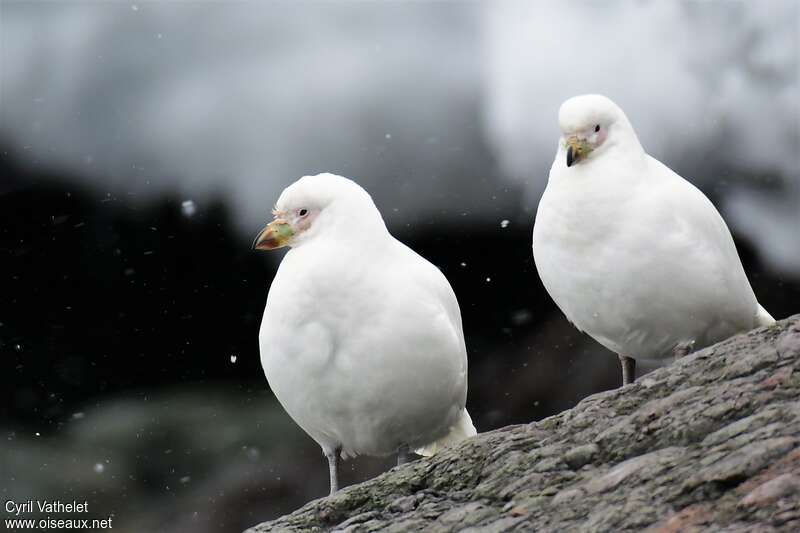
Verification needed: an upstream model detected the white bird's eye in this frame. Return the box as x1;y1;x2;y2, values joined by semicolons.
594;124;600;133
298;208;308;217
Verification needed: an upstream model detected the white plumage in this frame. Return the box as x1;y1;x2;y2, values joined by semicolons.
533;95;774;384
255;173;475;495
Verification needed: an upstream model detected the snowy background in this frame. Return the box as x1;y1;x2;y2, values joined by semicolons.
1;1;798;532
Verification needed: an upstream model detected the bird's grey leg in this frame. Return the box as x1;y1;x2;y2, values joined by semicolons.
397;444;410;466
618;354;636;386
325;446;341;496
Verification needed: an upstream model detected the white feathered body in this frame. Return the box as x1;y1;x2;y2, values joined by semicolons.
260;233;472;458
533;144;772;361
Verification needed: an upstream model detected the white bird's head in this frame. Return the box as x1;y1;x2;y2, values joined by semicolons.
557;94;640;167
252;173;385;250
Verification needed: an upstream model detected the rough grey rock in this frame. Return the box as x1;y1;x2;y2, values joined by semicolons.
245;315;800;532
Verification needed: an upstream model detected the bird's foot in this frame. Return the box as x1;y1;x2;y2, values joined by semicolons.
673;341;695;360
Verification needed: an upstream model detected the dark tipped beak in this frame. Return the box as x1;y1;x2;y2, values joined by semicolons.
565;136;592;167
251;230;266;250
252;220;294;251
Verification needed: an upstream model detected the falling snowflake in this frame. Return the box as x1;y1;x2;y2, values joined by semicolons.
181;200;197;217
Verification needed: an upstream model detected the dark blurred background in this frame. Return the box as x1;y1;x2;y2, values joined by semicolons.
1;1;798;532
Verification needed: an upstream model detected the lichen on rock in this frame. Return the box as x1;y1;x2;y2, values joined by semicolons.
245;315;800;532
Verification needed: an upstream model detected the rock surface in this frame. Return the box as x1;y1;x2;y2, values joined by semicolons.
245;315;800;532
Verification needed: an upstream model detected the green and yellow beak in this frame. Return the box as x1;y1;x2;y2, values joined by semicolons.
565;136;593;167
252;219;295;250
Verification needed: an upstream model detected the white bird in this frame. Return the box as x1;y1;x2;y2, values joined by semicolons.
253;173;476;495
532;94;775;386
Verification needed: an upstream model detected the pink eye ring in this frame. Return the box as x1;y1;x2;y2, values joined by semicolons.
298;208;308;217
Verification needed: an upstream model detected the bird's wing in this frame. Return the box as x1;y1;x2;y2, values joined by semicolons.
392;240;467;355
647;156;743;267
387;242;473;446
644;155;760;322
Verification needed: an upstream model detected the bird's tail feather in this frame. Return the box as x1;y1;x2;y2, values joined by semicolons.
415;409;477;457
755;304;776;327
